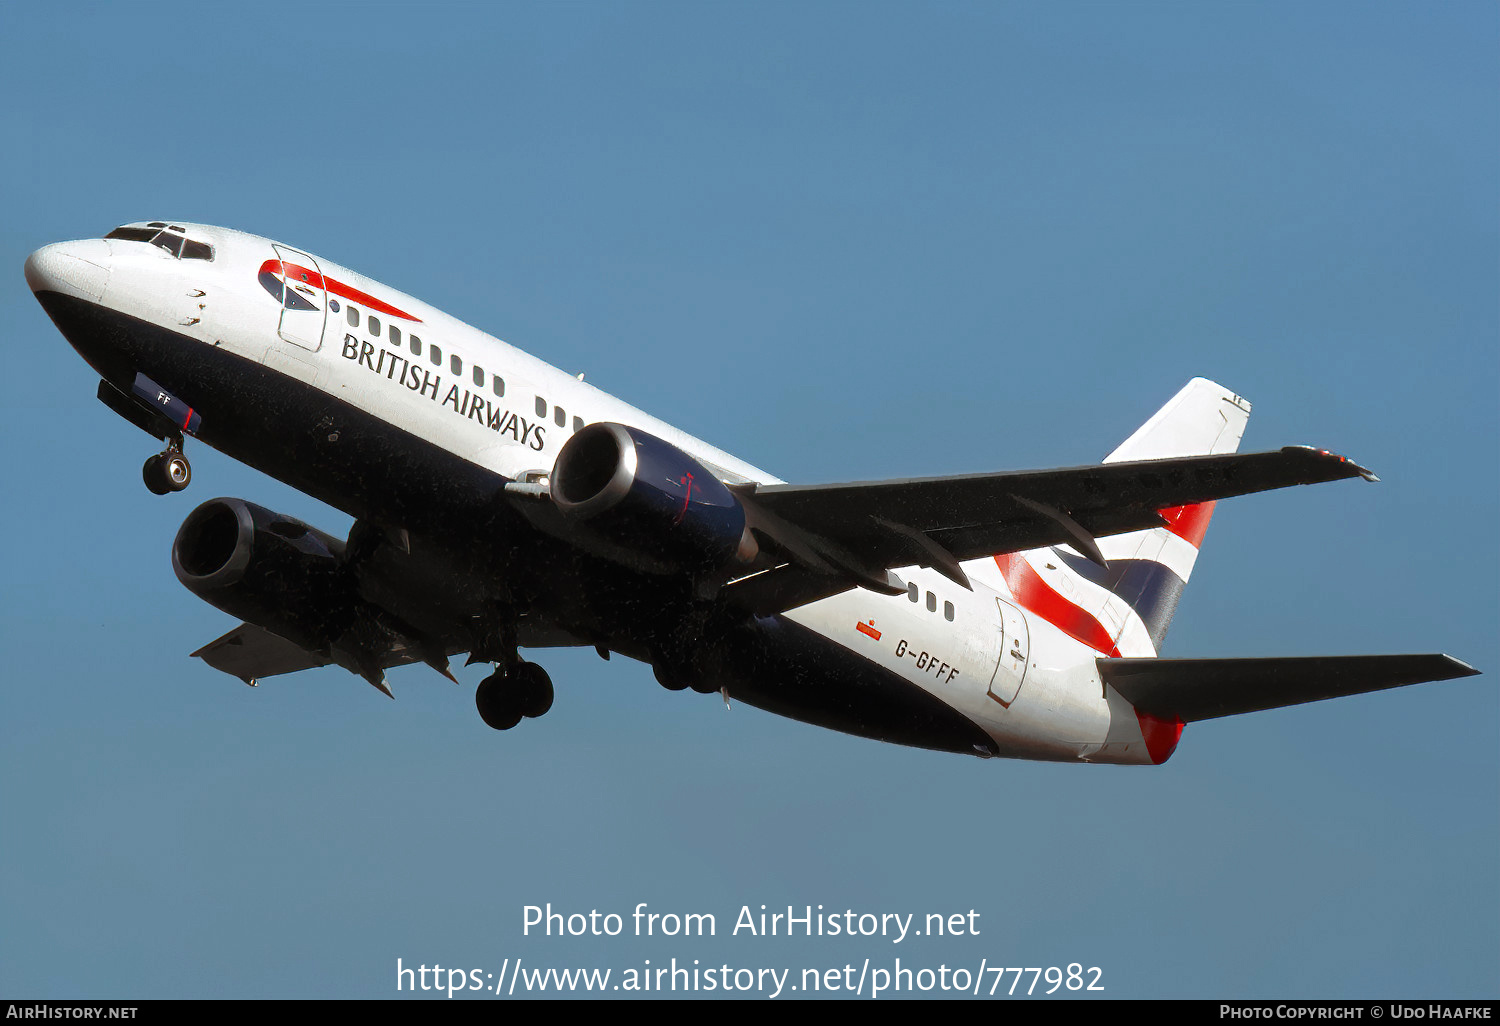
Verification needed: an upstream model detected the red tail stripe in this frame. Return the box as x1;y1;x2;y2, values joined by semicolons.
259;259;422;323
1158;501;1215;549
993;552;1121;658
1135;710;1185;764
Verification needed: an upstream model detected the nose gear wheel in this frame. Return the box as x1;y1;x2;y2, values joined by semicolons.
143;441;191;495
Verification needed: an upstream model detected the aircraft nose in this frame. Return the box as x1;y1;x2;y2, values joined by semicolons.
24;239;111;302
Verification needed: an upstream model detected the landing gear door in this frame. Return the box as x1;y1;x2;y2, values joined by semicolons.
272;244;326;351
988;598;1030;707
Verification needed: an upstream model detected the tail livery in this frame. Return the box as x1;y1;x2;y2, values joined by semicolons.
994;378;1247;663
991;379;1474;764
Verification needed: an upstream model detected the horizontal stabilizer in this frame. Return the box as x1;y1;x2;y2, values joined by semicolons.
1100;654;1480;722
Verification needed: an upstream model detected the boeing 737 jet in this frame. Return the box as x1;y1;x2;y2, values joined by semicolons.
25;222;1478;764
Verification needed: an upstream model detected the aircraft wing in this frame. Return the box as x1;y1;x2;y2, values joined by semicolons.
191;620;588;687
1098;654;1481;721
724;446;1374;615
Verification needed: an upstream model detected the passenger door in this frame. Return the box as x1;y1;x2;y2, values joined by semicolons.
272;244;326;351
988;598;1030;707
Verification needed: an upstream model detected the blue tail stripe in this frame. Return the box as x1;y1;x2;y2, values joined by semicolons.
1053;552;1186;652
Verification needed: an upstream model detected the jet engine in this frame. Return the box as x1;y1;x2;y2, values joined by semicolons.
550;423;757;573
172;497;360;654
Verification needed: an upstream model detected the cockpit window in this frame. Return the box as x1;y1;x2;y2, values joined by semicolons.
152;233;184;258
104;225;214;261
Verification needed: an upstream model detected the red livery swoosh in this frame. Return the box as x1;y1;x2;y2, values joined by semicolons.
259;259;422;323
994;552;1121;657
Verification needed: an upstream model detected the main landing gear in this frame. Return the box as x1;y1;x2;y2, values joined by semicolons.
652;633;719;695
475;661;554;731
653;661;717;694
142;438;191;495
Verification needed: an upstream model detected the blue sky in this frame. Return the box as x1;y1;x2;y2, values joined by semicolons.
1;1;1495;1000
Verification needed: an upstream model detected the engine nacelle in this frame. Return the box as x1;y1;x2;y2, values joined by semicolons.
172;498;357;653
551;423;756;573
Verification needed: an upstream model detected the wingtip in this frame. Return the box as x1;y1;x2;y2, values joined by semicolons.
1442;655;1482;678
1282;445;1378;482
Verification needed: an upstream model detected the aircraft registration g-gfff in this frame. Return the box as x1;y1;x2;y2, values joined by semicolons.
25;221;1479;765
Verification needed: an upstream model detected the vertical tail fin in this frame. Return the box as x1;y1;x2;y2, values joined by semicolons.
1002;379;1252;658
1102;376;1250;464
1091;378;1250;654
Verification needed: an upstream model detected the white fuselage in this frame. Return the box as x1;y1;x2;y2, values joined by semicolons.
29;222;1172;764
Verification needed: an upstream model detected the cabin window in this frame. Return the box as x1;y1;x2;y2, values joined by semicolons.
492;375;505;398
450;354;462;375
347;305;359;327
368;315;381;337
944;601;955;622
535;396;547;418
573;416;584;433
390;325;401;348
907;583;919;602
409;334;421;356
554;405;567;427
926;592;937;613
473;365;484;387
429;344;442;366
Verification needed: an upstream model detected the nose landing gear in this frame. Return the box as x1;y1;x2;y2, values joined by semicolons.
143;438;192;495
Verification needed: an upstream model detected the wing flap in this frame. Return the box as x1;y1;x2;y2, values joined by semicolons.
1099;654;1480;722
191;623;336;684
191;619;590;687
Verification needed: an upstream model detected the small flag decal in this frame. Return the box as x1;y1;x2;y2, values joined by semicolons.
855;620;882;641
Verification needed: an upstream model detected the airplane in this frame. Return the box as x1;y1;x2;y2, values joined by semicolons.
24;221;1479;765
